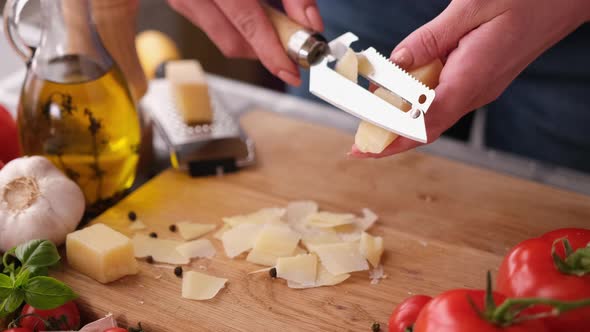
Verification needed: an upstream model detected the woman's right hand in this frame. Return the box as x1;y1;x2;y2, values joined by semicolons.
167;0;324;86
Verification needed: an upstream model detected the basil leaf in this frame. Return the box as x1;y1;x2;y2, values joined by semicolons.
23;276;77;310
0;274;13;298
14;269;30;288
29;266;49;278
2;290;24;313
16;240;60;269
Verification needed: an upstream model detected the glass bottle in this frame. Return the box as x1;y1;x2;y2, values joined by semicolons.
4;0;142;208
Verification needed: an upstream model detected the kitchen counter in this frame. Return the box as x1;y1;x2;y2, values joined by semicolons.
2;65;590;196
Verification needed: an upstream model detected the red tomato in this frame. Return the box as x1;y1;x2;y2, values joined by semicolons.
497;228;590;332
388;295;432;332
413;289;549;332
0;104;20;164
3;329;33;332
19;301;80;332
103;328;128;332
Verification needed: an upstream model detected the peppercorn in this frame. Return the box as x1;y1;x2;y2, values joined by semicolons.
269;267;277;278
169;224;177;232
371;322;380;332
174;266;183;278
149;232;158;238
128;211;137;221
146;256;154;264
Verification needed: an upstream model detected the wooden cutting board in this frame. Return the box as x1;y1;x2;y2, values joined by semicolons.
53;110;590;331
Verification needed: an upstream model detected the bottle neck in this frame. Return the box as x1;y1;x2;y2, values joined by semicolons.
34;0;112;75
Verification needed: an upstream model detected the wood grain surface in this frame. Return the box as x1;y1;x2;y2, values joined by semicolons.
52;111;590;331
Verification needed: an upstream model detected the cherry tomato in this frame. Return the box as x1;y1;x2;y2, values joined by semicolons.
413;289;549;332
388;295;432;332
103;328;128;332
19;301;80;332
0;104;20;164
3;328;33;332
497;228;590;332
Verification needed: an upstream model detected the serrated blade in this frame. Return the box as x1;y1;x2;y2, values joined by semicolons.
310;56;427;143
358;48;435;115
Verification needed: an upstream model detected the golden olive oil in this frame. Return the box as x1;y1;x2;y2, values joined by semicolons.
18;55;141;206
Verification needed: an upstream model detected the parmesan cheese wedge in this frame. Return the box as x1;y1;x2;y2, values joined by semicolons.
306;212;356;228
287;264;350;289
222;208;285;227
360;232;384;267
166;60;213;125
176;222;216;241
132;234;189;265
312;242;369;275
276;254;318;286
176;239;216;259
354;60;444;153
335;48;358;83
221;223;263;258
182;271;227;300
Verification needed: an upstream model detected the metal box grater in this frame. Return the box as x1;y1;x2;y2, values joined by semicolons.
140;79;256;176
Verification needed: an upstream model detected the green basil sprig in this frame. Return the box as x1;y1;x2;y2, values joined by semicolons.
0;240;77;317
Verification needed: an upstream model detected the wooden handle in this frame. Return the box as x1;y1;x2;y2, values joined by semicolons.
92;0;147;102
262;4;306;51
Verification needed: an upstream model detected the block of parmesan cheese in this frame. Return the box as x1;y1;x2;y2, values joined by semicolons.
354;60;444;153
166;59;213;125
66;223;138;284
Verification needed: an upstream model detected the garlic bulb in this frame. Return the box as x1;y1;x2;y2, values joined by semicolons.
0;156;85;252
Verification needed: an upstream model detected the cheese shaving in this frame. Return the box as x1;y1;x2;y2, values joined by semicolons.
286;200;318;226
132;234;189;265
247;224;301;266
369;264;387;285
359;232;384;267
306;212;356;228
276;254;317;285
181;271;227;300
213;224;231;240
287;264;350;289
221;223;263;258
176;222;216;240
176;239;216;259
312;242;369;275
222;207;285;227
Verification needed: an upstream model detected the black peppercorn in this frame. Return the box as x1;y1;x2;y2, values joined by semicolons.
169;224;177;232
269;267;277;278
149;232;158;238
174;266;183;277
128;211;137;221
371;322;380;332
146;256;154;264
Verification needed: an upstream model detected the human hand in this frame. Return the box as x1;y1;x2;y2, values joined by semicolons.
350;0;590;158
167;0;324;86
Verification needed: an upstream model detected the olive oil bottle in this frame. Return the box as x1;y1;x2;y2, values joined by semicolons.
5;0;144;210
18;55;141;206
